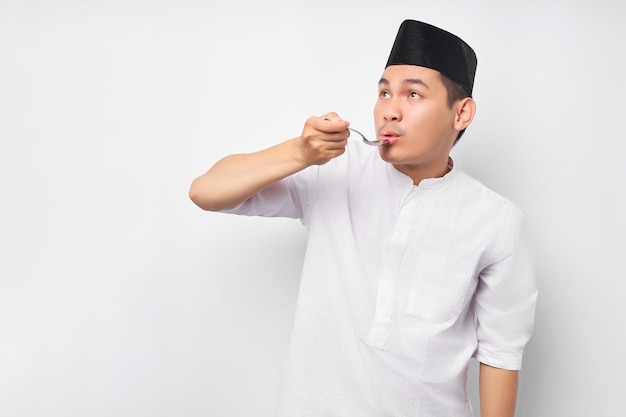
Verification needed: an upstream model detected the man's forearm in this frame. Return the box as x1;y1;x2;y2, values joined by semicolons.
479;363;519;417
189;137;309;211
189;115;350;211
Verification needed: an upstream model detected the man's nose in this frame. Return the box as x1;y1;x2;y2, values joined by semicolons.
383;104;401;122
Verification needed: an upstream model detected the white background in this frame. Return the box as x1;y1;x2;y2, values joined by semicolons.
1;1;625;416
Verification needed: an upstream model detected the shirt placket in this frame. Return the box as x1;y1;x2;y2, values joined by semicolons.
366;190;419;349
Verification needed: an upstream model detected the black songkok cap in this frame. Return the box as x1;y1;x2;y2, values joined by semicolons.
386;20;478;96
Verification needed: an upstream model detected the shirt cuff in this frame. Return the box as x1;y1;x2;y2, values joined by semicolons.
473;348;523;371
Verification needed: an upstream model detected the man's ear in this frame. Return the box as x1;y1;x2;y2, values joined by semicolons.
454;97;476;131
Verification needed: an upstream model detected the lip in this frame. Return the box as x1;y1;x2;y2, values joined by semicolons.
379;128;401;144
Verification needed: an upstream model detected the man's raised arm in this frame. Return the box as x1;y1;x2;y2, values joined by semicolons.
189;114;349;211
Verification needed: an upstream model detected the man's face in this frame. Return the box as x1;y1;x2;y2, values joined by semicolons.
374;65;459;180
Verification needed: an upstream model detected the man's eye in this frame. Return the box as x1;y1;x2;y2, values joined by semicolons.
379;91;390;98
409;91;420;98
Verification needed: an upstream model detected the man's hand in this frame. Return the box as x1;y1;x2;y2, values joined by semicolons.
296;112;350;166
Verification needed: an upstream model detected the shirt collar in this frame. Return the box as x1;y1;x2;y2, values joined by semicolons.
387;157;458;189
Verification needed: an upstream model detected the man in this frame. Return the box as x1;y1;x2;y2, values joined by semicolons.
190;19;537;417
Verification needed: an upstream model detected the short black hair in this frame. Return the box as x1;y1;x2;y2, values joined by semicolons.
440;74;470;144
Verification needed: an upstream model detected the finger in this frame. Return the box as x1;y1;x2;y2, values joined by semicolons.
319;130;350;142
318;117;350;133
321;111;343;122
325;138;348;150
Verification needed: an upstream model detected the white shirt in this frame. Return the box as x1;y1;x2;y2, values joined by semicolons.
223;141;537;417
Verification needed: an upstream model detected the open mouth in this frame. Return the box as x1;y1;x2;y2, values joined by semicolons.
380;133;400;145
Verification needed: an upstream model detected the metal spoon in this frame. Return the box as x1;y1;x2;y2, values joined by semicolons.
349;127;389;146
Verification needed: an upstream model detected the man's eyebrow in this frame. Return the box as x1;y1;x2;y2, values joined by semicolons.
378;77;429;88
403;78;429;88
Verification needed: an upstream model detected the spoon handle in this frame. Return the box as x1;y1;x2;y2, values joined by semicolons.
349;127;388;146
